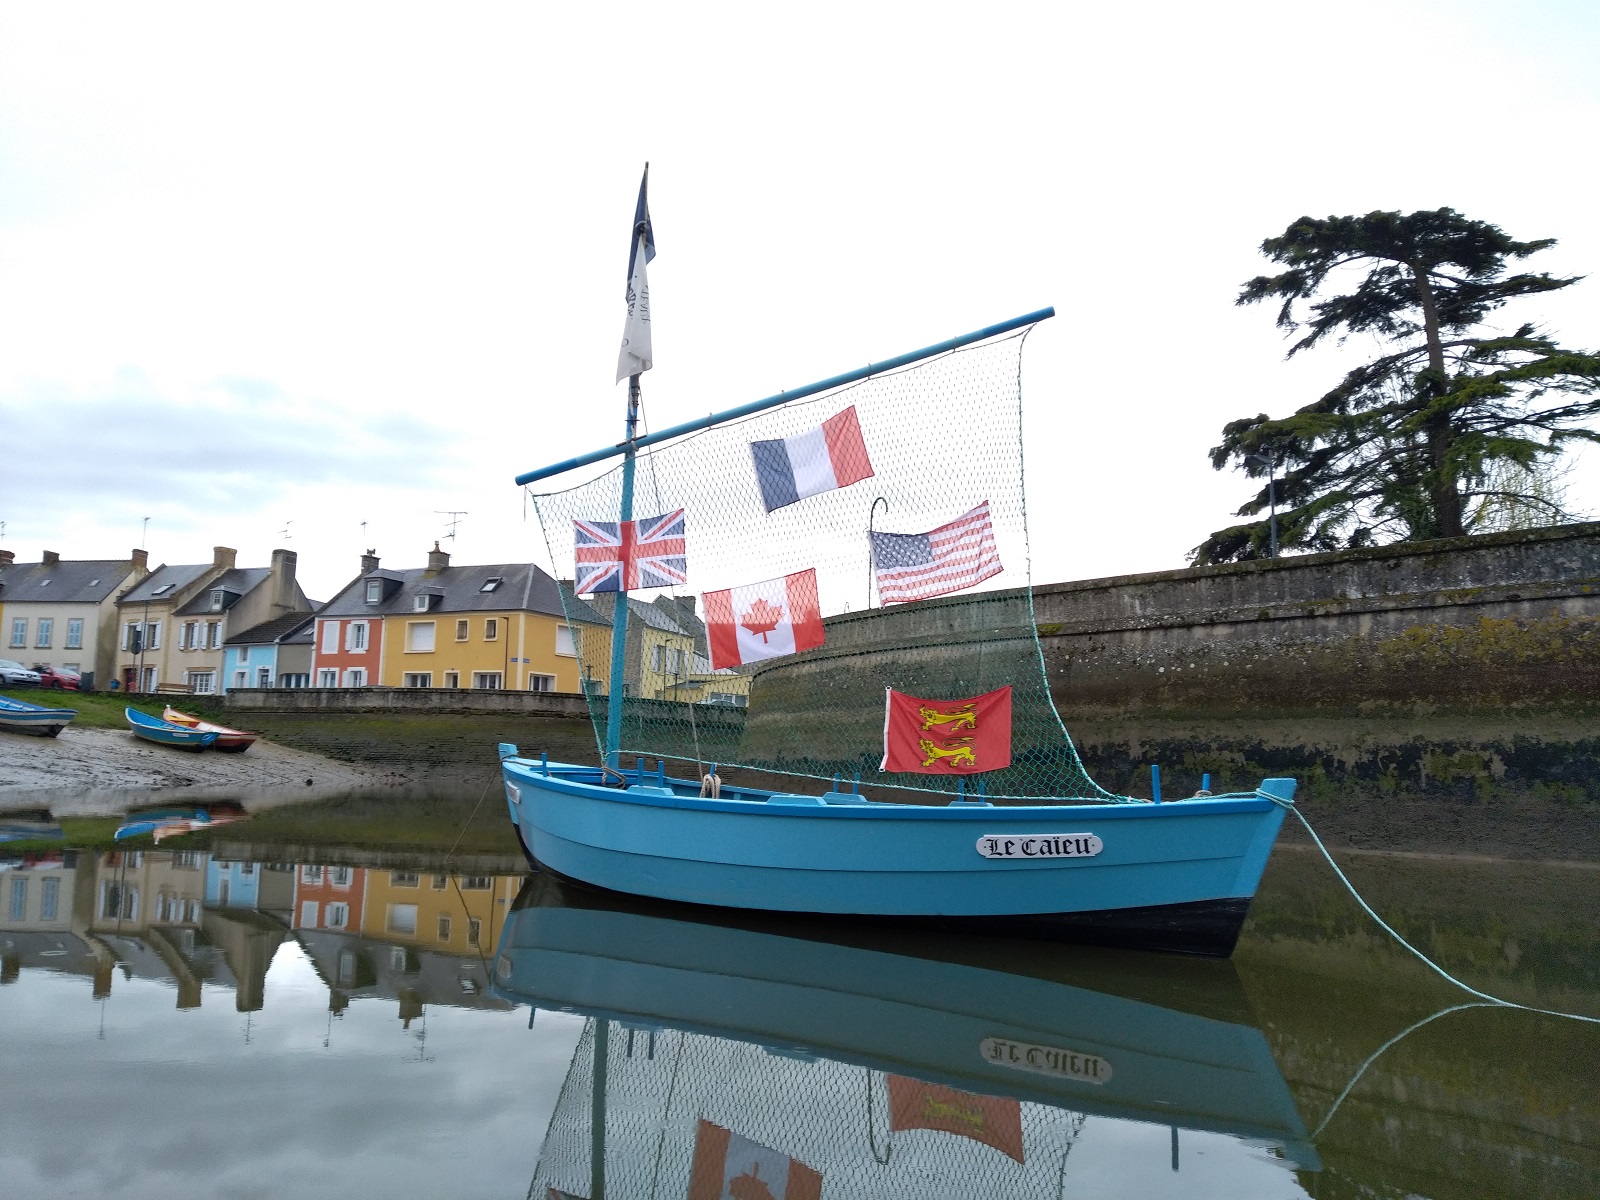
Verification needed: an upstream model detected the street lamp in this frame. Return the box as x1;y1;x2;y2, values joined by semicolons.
1245;453;1278;559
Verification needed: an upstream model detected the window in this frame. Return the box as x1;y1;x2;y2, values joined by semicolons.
348;622;368;651
40;876;59;921
556;625;576;656
99;881;138;920
407;622;435;652
317;668;337;687
34;618;52;648
431;875;448;889
9;877;26;918
528;674;555;692
651;644;664;672
299;901;320;927
391;871;420;887
9;618;26;648
206;622;221;649
151;582;175;596
443;671;459;688
123;621;140;651
145;622;161;651
329;867;352;887
412;594;432;613
365;579;382;603
65;618;83;650
325;902;349;929
188;671;216;694
141;666;157;691
240;862;255;875
467;918;482;946
301;865;323;883
257;667;271;688
403;672;432;688
437;914;452;941
209;589;227;612
460;876;492;890
455;619;469;641
321;621;339;654
479;577;502;593
233;671;247;689
280;672;309;688
483;618;498;641
182;622;198;650
472;672;503;690
343;668;366;688
236;646;249;663
386;903;418;935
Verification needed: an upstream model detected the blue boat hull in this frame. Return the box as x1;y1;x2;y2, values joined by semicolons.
125;707;218;749
0;696;77;737
500;756;1292;957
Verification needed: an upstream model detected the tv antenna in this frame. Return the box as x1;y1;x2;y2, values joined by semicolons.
279;519;293;541
435;511;468;542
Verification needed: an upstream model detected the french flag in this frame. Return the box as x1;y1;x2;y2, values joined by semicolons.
750;406;874;513
704;569;826;669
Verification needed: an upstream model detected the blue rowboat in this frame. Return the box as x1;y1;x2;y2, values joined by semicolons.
125;707;218;750
500;749;1293;957
0;695;77;737
491;871;1319;1171
114;804;248;841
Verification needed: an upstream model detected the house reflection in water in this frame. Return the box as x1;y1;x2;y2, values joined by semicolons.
291;866;519;1024
1;846;523;1030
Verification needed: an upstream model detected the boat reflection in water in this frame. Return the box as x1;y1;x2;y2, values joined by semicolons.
493;872;1318;1198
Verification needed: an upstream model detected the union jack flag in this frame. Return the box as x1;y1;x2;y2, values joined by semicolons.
573;509;687;594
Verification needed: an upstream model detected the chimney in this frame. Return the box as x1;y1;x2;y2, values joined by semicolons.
213;546;237;571
131;548;149;576
426;541;450;573
270;548;299;612
42;550;60;568
360;548;380;574
0;550;14;567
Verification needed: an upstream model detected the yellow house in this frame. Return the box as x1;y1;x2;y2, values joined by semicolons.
367;545;610;691
359;868;521;955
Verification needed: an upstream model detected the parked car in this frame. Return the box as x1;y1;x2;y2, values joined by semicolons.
32;665;82;690
0;660;43;687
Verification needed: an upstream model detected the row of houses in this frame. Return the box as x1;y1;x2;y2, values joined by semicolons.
0;543;750;702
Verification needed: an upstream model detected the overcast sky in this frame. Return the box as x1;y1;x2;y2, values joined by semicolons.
2;1;1598;600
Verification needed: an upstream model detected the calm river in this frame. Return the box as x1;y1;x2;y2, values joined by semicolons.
1;795;1596;1198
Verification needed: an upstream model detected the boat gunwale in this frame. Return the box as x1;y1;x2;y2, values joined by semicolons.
504;758;1278;821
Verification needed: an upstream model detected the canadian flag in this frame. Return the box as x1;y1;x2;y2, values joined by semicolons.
703;569;825;670
687;1119;822;1200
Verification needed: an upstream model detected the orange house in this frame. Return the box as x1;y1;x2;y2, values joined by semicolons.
292;864;366;933
310;551;393;687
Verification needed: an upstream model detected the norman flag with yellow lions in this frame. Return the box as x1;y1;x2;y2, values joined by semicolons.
886;1075;1026;1163
881;685;1012;774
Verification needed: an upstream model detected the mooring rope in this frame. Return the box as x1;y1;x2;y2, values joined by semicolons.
1264;795;1600;1026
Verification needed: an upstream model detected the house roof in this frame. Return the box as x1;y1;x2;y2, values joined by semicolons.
586;592;696;637
120;563;216;605
315;561;578;620
0;558;138;605
174;568;273;614
224;612;317;646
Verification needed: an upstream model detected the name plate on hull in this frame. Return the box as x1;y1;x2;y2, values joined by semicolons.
976;833;1102;860
980;1036;1112;1084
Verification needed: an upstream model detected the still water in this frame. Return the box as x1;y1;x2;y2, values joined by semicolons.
1;802;1596;1199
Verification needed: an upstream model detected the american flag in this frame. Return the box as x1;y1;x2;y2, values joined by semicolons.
573;509;687;593
869;501;1002;604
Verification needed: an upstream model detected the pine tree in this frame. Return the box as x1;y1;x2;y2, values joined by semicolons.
1194;209;1600;564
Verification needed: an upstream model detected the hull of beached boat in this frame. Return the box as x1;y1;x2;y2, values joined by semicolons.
490;871;1317;1165
0;695;77;737
126;707;218;749
499;754;1292;957
162;707;257;752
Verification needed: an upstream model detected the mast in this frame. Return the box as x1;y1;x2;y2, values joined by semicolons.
604;377;641;768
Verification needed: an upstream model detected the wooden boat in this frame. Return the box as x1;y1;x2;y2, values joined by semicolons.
502;254;1299;960
114;804;249;842
493;871;1319;1180
162;707;259;752
0;694;77;737
125;707;218;750
501;750;1292;957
